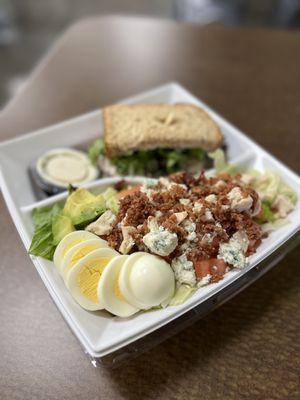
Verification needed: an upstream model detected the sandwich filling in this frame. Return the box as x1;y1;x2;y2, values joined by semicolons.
89;140;208;176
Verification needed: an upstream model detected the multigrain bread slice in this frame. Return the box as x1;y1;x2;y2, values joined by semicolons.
103;103;223;157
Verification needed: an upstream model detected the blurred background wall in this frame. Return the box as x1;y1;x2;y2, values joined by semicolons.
1;0;300;108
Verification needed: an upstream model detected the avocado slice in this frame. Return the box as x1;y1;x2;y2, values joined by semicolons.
63;188;106;228
52;213;75;245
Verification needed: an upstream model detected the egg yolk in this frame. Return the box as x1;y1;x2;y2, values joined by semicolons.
77;258;110;302
70;244;99;268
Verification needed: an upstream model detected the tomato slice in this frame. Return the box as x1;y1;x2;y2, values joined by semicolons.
194;259;211;279
209;258;227;282
194;258;227;283
116;185;141;200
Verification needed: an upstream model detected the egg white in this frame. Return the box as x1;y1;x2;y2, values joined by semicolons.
53;230;106;273
97;255;140;318
119;252;175;310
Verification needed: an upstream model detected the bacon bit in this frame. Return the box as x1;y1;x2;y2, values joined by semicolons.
114;180;126;191
105;172;263;264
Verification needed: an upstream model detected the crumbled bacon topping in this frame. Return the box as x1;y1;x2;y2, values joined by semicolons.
103;172;263;270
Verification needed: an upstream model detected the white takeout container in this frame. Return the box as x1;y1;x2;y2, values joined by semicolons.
0;83;299;366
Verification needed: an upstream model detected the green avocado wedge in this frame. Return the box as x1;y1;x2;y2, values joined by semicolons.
63;188;107;228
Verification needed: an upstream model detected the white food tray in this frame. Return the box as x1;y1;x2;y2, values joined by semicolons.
0;83;299;362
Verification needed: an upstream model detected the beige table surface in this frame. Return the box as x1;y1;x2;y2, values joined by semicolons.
0;16;299;400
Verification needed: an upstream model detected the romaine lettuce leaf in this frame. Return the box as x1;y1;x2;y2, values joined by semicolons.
29;204;62;260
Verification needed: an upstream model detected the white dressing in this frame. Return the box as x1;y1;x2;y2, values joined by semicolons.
36;148;98;188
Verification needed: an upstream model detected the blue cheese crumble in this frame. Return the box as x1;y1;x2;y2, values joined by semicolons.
171;254;197;286
218;231;249;269
183;220;197;242
143;227;178;256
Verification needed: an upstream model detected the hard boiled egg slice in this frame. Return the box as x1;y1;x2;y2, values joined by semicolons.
97;255;140;318
53;230;107;273
119;252;175;310
60;238;109;281
65;248;118;311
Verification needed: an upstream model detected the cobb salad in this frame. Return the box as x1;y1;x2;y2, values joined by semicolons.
28;152;297;317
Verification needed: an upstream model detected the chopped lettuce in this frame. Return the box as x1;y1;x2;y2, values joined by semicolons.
169;284;196;306
105;147;205;176
261;218;289;234
278;181;297;205
254;172;281;203
117;147;205;176
257;201;276;224
208;149;237;175
89;137;207;176
102;187;119;214
88;139;104;165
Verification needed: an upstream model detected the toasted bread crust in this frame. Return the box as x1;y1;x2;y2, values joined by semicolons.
103;103;223;157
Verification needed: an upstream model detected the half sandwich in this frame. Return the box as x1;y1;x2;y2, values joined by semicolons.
89;103;224;177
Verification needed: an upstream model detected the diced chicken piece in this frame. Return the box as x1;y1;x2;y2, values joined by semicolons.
140;185;155;201
273;194;295;218
214;180;226;189
147;216;159;231
119;226;136;254
174;211;188;224
159;178;187;191
85;210;117;236
200;233;214;245
241;173;255;186
180;198;191;206
251;197;262;217
158;177;171;188
143;228;178;256
232;230;249;252
227;187;253;213
205;194;217;204
155;210;163;218
193;201;203;213
203;209;214;222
